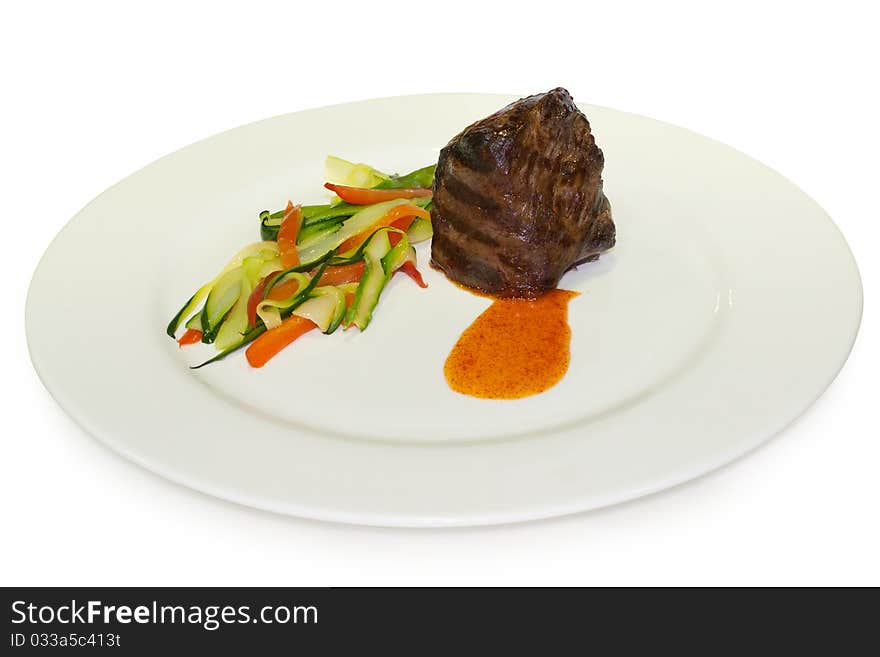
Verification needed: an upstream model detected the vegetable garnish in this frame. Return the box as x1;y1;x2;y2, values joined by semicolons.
277;201;303;268
246;315;317;368
165;241;279;338
388;213;423;246
265;278;301;302
316;261;366;286
324;155;390;189
296;197;430;265
336;204;430;253
374;165;435;191
246;271;280;328
177;328;203;347
399;261;428;288
323;183;432;205
169;158;434;368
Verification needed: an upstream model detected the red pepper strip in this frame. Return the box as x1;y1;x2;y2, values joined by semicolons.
245;315;317;368
277;201;303;269
323;182;432;205
398;261;428;288
388;216;416;246
246;270;281;327
176;328;203;347
337;204;430;253
316;261;366;286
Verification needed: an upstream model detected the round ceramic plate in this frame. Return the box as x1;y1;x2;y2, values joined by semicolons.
26;94;862;527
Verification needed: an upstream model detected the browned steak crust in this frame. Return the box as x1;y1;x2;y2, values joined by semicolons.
430;88;615;298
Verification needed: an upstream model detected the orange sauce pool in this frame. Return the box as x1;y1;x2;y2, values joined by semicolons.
444;289;578;399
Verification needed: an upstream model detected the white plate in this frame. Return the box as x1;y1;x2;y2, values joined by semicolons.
26;94;862;527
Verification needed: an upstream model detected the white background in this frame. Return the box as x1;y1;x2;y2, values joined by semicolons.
2;1;877;586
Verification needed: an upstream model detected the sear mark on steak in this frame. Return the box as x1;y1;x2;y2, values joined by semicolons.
430;87;616;298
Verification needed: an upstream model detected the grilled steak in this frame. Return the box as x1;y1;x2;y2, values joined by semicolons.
430;88;615;298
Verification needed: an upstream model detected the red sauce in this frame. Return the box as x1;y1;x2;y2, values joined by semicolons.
444;289;578;399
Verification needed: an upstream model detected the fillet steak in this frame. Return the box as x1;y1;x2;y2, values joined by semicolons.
430;88;615;298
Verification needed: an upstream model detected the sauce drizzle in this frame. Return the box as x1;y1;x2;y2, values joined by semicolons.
444;289;578;399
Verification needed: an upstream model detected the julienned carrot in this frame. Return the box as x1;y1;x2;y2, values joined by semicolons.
323;182;432;205
245;315;317;368
263;263;361;307
316;261;366;286
177;328;203;347
337;204;430;253
277;201;303;268
265;278;300;301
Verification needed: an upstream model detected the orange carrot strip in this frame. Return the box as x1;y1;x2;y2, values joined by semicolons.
337;204;430;253
265;278;300;302
245;315;316;368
